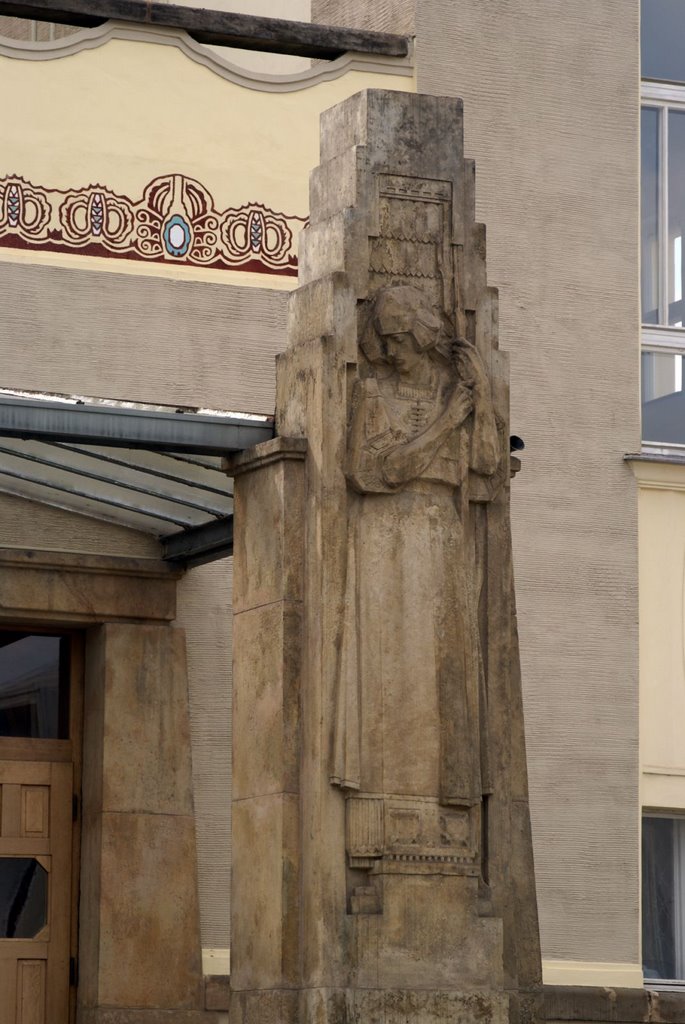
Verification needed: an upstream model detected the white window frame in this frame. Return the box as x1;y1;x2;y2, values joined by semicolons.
641;82;685;450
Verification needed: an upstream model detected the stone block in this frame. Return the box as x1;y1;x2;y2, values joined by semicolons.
230;439;306;614
543;985;650;1023
345;989;509;1024
0;549;177;623
353;874;504;990
99;624;194;816
284;274;356;353
97;811;203;1009
77;1011;226;1024
230;793;300;991
204;976;230;1012
228;989;299;1024
232;602;301;800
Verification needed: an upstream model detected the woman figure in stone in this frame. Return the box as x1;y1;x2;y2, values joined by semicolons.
331;284;499;808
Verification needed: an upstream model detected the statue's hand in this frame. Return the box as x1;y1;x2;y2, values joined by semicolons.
455;338;489;392
445;382;474;426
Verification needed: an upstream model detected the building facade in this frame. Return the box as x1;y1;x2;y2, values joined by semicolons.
0;0;681;1018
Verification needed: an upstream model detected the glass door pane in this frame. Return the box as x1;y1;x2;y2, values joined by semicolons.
669;110;685;325
642;107;660;324
0;633;70;739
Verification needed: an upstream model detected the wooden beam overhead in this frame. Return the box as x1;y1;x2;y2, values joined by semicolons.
0;0;410;59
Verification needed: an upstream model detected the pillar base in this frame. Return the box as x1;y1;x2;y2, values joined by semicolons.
230;988;510;1024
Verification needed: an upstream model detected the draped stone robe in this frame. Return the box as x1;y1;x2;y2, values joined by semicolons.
331;354;499;810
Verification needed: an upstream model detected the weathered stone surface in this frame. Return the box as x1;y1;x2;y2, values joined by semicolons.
97;812;202;1008
77;1011;225;1024
100;625;194;815
204;976;230;1012
79;623;204;1018
232;602;302;800
228;436;307;614
0;548;178;623
230;88;541;1023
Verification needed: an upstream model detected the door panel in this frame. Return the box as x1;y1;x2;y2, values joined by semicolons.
0;761;72;1024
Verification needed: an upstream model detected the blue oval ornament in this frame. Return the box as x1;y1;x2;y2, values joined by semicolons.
163;214;192;257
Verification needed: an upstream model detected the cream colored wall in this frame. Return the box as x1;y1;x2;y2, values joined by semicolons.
170;0;312;75
0;31;412;289
635;461;685;811
414;0;642;985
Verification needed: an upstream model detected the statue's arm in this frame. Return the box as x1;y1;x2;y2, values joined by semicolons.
381;384;473;487
457;341;499;478
345;379;401;493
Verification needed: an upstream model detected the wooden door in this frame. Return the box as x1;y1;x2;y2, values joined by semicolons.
0;629;82;1024
0;760;73;1024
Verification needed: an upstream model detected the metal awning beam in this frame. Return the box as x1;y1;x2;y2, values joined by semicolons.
162;515;233;569
0;397;273;455
0;1;410;59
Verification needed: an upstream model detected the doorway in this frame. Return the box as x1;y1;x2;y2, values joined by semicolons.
0;629;82;1024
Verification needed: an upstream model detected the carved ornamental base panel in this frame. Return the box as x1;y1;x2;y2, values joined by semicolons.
346;794;479;875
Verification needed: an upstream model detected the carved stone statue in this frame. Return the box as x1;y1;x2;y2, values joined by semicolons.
229;92;542;1024
332;285;500;869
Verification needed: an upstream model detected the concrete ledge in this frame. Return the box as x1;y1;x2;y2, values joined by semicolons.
544;986;685;1023
0;547;180;622
77;1011;226;1023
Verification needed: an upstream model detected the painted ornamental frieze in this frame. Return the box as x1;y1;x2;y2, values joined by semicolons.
0;173;306;275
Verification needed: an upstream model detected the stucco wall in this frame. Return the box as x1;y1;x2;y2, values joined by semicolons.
634;462;685;812
1;263;287;413
416;0;641;978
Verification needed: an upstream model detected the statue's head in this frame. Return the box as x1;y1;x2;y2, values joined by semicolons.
362;286;443;367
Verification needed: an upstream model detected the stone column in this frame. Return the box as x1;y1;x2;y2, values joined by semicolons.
78;622;206;1024
227;437;307;1023
229;89;542;1024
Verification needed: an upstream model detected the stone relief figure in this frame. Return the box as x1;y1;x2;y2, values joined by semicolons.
331;284;500;810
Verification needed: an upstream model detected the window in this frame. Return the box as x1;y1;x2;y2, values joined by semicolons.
643;815;685;982
640;1;685;446
0;632;70;740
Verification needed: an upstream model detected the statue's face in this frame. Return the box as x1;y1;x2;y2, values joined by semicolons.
383;331;423;376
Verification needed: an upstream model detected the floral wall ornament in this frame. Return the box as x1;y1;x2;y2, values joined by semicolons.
0;173;306;275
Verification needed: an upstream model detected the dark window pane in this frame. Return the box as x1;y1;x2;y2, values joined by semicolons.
643;817;676;979
0;634;69;739
642;107;660;325
642;351;685;442
642;0;685;83
0;858;48;939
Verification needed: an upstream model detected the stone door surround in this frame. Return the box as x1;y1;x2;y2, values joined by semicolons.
0;547;222;1024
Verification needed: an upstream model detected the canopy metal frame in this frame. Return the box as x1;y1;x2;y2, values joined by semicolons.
0;395;274;568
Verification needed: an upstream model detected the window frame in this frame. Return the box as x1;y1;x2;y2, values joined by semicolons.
643;811;685;988
640;83;685;448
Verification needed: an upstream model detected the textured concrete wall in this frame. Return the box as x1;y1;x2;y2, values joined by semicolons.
176;559;233;950
311;0;415;35
416;0;641;969
1;262;286;413
0;491;161;557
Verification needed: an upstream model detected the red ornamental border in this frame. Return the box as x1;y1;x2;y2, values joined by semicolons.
0;173;307;276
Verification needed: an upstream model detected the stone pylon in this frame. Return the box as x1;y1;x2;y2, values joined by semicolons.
228;89;542;1024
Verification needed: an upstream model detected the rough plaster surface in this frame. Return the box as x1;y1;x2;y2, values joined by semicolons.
311;0;415;35
176;558;233;950
0;490;161;557
416;0;641;965
1;262;286;414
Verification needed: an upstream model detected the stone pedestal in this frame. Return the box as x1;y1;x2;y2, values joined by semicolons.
229;89;542;1024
